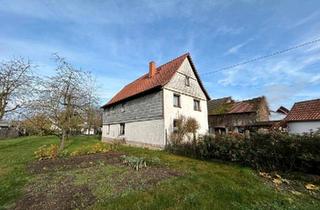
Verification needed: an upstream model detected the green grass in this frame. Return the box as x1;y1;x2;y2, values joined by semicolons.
0;136;319;210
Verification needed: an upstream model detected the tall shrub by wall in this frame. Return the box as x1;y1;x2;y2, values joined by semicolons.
166;132;320;174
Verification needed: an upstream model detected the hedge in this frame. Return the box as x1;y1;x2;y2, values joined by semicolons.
166;132;320;174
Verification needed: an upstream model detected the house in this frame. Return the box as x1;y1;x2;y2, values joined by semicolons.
207;96;269;134
0;121;10;129
0;121;19;140
285;99;320;134
101;53;210;148
269;106;289;121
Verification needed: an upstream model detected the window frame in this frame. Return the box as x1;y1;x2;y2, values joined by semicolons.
173;94;181;108
173;119;179;133
185;76;190;86
120;103;125;113
120;123;125;135
106;124;110;134
194;99;201;111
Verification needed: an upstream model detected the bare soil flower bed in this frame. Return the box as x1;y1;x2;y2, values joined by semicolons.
28;152;125;174
13;151;182;210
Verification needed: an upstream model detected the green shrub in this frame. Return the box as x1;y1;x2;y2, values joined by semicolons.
166;132;320;174
34;144;59;160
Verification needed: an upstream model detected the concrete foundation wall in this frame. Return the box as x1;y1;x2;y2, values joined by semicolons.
102;119;165;147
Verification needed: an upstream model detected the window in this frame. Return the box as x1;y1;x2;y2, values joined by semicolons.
120;103;125;112
106;125;110;134
185;76;190;86
120;123;125;135
194;99;201;111
173;94;181;107
173;119;179;132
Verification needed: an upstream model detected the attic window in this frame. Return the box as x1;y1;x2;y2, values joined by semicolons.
185;76;190;86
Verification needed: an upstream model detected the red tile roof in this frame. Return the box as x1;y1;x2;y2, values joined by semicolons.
208;97;266;115
102;53;209;108
285;99;320;122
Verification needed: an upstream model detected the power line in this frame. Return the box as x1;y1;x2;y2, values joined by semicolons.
202;37;320;75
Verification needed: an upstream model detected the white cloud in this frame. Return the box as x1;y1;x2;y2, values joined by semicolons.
218;68;241;86
290;11;319;28
310;74;320;84
226;43;246;54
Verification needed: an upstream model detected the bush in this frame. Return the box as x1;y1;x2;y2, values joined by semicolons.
170;116;200;144
34;144;59;160
119;155;161;170
166;132;320;174
120;155;147;171
70;143;111;156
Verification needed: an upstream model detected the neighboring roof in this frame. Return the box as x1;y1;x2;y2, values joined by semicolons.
208;96;266;115
285;99;320;122
276;106;289;115
102;53;210;108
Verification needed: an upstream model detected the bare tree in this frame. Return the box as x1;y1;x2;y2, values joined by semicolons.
35;54;98;150
0;58;35;120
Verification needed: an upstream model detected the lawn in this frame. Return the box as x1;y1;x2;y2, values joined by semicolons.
0;136;319;210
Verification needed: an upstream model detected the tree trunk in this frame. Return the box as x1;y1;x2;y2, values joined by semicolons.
59;130;66;151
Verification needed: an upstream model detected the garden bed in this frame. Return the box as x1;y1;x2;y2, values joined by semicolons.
14;151;182;210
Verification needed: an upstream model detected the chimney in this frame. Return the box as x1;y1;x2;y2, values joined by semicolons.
149;61;156;78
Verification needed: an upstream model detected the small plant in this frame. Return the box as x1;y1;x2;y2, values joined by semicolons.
34;144;58;160
148;157;161;166
70;143;111;156
120;155;147;171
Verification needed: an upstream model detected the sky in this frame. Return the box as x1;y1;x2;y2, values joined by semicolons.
0;0;319;110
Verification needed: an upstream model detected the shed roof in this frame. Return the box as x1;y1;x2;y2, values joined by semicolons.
208;96;266;115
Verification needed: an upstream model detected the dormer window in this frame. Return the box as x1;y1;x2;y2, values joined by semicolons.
185;76;190;86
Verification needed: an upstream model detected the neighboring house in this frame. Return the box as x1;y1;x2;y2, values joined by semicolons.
207;96;269;134
101;53;210;148
81;122;101;135
0;121;19;140
269;106;289;121
0;121;10;129
285;99;320;134
267;106;289;131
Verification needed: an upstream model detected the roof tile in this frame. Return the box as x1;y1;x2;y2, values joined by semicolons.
285;99;320;121
102;53;210;107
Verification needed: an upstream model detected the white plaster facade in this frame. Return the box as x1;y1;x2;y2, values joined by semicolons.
102;56;209;148
287;121;320;134
163;59;208;136
102;119;165;147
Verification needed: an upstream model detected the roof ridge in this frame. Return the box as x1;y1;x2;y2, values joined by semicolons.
156;52;189;70
294;98;320;104
101;52;192;107
121;53;189;88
